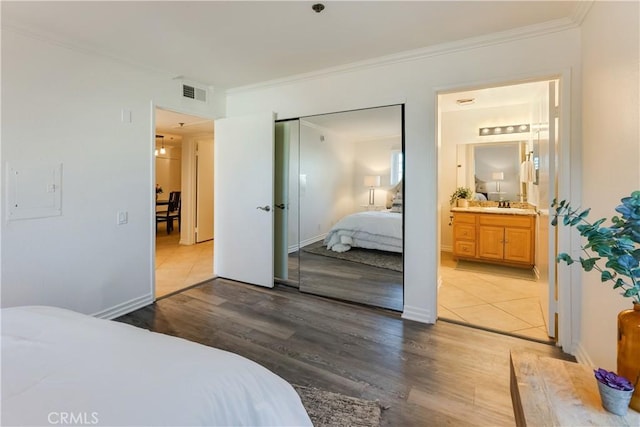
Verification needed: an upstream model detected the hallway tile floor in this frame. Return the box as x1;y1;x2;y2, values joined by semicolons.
155;225;214;298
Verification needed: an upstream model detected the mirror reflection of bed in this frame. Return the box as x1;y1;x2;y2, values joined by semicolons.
274;105;404;311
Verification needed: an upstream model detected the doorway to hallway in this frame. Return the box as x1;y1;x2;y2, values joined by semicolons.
154;107;215;298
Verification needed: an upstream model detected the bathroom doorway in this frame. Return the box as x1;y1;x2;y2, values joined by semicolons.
436;79;560;342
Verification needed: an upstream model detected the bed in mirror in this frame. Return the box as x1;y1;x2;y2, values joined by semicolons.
274;105;404;311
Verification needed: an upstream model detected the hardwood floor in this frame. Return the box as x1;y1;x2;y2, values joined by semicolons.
116;278;573;426
297;250;403;311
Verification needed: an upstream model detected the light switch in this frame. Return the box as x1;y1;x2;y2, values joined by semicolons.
117;211;128;225
121;109;132;123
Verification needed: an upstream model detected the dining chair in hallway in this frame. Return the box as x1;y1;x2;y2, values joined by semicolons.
156;191;181;234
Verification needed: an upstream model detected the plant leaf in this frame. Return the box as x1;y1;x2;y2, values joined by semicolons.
557;253;574;265
580;257;600;272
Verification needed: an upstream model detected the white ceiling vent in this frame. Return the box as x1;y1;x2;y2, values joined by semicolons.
182;83;207;103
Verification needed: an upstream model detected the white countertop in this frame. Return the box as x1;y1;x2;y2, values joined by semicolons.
451;206;537;216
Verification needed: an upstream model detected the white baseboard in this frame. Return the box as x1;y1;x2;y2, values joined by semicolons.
288;234;327;253
299;234;327;249
573;343;595;367
532;265;541;279
402;305;435;324
92;293;154;320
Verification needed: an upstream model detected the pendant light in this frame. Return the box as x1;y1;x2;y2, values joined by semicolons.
159;135;166;155
155;135;166;156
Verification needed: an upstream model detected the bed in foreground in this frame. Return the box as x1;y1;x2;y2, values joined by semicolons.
1;306;312;426
324;210;402;253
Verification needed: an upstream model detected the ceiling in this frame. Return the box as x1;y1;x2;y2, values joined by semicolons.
5;2;579;141
302;105;402;141
155;108;214;140
4;1;582;89
438;80;549;112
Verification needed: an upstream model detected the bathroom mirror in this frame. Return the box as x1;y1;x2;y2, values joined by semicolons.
457;141;529;202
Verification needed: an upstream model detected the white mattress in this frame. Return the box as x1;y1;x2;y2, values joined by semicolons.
324;210;403;253
1;306;312;426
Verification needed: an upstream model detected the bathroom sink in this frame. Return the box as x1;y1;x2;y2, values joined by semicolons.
478;207;534;214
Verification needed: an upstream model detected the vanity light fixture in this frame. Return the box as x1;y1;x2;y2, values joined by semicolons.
479;123;530;136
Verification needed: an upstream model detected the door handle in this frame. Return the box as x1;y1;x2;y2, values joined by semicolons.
274;203;286;210
256;205;271;212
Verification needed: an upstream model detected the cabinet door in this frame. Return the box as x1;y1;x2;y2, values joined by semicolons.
454;241;476;258
478;226;504;260
453;221;476;258
504;227;533;264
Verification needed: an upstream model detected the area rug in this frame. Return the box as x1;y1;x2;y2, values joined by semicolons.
455;260;536;281
294;384;381;427
302;241;402;272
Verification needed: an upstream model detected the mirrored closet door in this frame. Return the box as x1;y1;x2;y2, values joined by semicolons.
275;105;404;311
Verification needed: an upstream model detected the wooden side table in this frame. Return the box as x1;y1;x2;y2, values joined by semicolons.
510;351;639;426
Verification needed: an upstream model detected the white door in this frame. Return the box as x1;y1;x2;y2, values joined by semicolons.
546;80;560;338
196;139;214;243
535;80;559;339
214;112;275;287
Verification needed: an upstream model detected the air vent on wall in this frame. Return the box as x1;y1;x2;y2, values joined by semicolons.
182;84;207;103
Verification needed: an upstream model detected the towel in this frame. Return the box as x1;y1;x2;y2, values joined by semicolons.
520;160;535;183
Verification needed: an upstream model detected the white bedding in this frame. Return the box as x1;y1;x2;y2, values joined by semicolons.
324;210;402;253
1;306;312;427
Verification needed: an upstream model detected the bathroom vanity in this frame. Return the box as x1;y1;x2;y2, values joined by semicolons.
451;207;536;268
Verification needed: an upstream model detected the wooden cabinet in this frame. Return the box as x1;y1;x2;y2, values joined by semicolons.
452;213;476;258
452;210;535;268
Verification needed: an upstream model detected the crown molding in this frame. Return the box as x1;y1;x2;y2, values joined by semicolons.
570;0;594;26
227;17;580;95
2;22;200;86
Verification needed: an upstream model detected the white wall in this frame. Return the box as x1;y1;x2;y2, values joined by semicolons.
579;2;639;368
299;123;355;245
226;27;582;325
353;137;401;207
155;137;182;195
1;28;225;317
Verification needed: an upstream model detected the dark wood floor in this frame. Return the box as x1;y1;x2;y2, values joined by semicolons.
116;278;574;426
287;250;403;311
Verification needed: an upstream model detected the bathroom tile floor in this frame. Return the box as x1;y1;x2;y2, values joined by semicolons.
155;224;214;298
439;252;552;342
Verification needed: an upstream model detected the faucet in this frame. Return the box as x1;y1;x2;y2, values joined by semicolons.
498;201;511;208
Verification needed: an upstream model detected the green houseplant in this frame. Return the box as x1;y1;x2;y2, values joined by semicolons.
551;191;640;302
449;187;473;207
552;190;640;412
